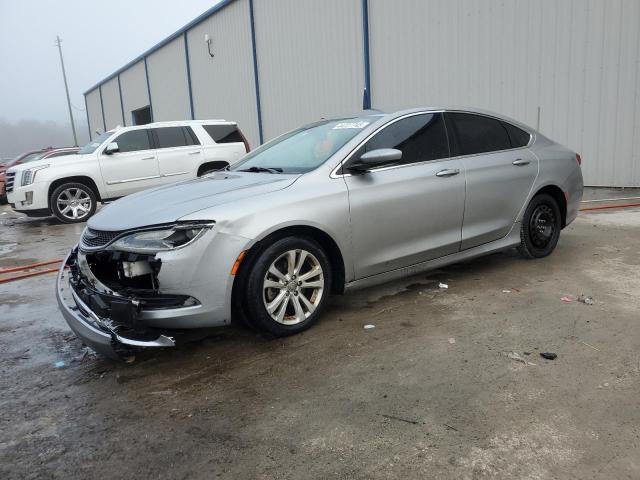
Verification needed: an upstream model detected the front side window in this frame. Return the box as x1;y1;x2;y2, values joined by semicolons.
354;113;449;167
230;116;378;174
114;130;152;153
448;113;512;155
78;131;114;154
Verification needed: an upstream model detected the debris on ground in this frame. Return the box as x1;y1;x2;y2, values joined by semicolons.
364;324;375;330
54;360;66;369
577;294;595;305
560;295;575;303
448;337;456;344
439;282;449;289
579;341;600;351
503;351;537;366
540;352;557;360
502;290;511;293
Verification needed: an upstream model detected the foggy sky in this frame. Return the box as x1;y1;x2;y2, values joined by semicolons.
0;0;220;153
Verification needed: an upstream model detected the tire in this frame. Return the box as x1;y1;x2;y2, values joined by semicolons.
243;236;332;337
50;182;97;224
517;193;562;259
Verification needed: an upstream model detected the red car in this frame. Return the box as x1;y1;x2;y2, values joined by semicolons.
0;147;79;203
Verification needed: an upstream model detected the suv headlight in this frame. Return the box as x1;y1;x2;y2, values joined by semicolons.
22;164;50;186
109;223;213;253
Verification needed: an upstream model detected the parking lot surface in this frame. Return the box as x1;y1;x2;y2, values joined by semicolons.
1;202;639;479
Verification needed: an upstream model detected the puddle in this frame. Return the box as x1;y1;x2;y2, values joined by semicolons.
0;242;18;256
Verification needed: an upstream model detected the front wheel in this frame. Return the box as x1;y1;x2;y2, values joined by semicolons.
244;237;332;337
518;193;562;258
50;182;97;223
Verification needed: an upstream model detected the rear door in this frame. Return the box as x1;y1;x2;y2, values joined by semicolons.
151;126;203;183
446;112;538;249
343;112;466;279
98;129;160;198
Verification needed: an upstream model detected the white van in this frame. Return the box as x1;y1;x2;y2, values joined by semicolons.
6;120;250;223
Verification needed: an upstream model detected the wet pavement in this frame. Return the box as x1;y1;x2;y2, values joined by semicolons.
1;200;639;479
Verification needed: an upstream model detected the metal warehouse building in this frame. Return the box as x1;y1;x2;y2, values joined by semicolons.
85;0;640;187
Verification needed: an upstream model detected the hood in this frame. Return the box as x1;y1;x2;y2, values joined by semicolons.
88;172;299;231
7;153;91;173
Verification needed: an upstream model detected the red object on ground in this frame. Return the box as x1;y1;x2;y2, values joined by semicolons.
580;202;640;212
0;259;63;284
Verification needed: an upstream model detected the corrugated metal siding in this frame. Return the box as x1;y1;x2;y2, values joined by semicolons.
253;0;364;140
119;60;149;123
147;36;191;122
368;0;640;186
187;0;260;147
101;77;122;130
85;88;103;136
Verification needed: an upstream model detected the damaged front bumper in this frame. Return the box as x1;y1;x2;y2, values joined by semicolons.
56;249;176;359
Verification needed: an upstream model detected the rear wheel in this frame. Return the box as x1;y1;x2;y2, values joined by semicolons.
518;193;562;258
50;182;97;223
244;237;331;337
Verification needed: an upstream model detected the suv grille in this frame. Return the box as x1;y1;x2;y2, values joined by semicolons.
81;228;124;249
5;172;15;193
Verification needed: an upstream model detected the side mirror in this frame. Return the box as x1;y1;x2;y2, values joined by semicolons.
347;148;402;173
104;142;119;155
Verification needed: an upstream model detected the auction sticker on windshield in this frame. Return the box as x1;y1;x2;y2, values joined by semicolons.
332;121;370;129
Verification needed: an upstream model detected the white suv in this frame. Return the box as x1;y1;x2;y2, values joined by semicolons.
6;120;249;223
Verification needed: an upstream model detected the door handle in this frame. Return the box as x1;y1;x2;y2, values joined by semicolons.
188;151;201;155
512;158;531;166
435;168;460;177
141;156;156;161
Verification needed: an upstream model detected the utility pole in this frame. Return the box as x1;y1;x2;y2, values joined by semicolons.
55;36;78;146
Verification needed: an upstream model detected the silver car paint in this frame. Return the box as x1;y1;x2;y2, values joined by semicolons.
58;107;583;351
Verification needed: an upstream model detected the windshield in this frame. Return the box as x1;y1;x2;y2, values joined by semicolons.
78;131;114;154
230;116;378;174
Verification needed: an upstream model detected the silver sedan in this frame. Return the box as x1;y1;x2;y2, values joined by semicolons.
56;107;583;358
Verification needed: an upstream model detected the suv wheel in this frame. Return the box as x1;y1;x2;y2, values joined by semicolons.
518;193;562;258
50;182;97;223
244;237;332;337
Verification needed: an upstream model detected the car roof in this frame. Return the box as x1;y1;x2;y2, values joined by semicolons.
111;119;237;132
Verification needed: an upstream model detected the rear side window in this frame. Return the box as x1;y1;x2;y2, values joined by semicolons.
448;113;512;155
203;124;244;144
152;127;197;149
359;113;449;166
114;130;152;153
502;122;531;148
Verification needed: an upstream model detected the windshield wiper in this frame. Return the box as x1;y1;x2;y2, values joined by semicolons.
238;166;283;173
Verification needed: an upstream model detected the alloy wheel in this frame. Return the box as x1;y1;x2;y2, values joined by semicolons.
262;249;325;325
56;188;92;221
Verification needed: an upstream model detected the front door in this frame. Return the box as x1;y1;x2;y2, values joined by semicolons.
342;113;466;279
446;113;539;249
98;129;160;198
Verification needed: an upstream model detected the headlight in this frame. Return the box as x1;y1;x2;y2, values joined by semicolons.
22;164;50;186
110;224;211;253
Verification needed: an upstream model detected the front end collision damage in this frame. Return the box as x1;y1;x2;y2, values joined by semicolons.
57;225;251;358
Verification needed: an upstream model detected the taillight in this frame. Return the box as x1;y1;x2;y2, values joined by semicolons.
576;153;582;165
239;131;251;153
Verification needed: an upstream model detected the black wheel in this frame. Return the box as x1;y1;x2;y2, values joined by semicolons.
243;237;332;337
50;182;97;223
518;193;562;259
